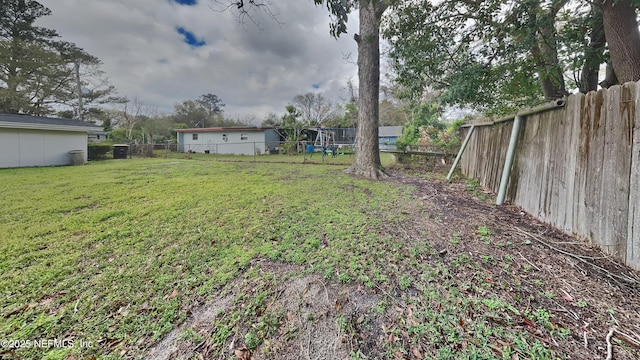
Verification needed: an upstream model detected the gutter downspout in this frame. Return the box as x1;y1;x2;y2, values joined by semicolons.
447;125;475;180
496;115;524;205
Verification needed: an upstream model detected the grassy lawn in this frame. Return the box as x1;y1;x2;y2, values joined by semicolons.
3;156;628;359
0;157;410;359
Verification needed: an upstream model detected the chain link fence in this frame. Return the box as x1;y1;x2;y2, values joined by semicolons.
124;141;356;165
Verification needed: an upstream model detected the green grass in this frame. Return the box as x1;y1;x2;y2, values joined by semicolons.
0;158;408;359
1;157;568;359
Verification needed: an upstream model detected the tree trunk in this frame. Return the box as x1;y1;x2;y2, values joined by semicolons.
602;0;640;84
531;3;568;99
579;5;606;93
600;61;619;89
345;1;388;179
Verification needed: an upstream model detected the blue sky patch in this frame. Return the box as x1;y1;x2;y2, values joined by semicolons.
176;27;206;48
171;0;197;5
312;83;321;89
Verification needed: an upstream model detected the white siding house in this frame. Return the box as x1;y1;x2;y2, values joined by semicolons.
176;127;280;155
0;113;102;168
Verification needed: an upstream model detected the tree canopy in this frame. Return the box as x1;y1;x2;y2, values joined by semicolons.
292;92;337;127
0;0;116;118
384;0;640;116
170;93;248;129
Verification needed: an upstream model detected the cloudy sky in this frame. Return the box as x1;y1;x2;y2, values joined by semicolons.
37;0;360;122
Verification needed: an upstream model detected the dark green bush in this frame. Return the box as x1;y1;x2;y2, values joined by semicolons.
88;144;113;160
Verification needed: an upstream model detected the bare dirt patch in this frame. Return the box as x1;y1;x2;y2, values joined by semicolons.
144;261;380;360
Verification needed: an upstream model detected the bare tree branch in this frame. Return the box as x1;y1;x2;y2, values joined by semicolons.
210;0;283;30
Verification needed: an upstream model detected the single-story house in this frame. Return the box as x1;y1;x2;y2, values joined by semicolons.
0;113;102;168
88;129;108;143
379;126;403;150
176;127;280;155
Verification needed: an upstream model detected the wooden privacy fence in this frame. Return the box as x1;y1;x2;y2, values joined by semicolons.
459;81;640;270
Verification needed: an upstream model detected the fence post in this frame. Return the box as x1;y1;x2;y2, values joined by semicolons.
447;125;475;180
496;116;524;205
253;142;256;162
215;144;218;161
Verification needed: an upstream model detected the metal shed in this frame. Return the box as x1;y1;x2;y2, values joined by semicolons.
0;113;102;168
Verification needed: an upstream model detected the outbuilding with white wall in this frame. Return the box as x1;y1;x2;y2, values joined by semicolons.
0;113;102;168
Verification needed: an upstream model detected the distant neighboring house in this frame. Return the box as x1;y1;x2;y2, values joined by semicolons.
176;127;280;155
88;129;108;143
0;113;102;168
378;126;403;150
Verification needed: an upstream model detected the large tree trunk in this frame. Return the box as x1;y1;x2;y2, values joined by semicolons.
345;1;387;179
602;0;640;84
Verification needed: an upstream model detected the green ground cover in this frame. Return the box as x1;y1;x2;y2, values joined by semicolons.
0;156;610;359
0;158;409;359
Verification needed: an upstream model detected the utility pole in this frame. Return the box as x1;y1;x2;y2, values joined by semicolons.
75;61;84;121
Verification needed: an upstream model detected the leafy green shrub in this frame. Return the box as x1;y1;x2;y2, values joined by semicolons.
88;144;113;160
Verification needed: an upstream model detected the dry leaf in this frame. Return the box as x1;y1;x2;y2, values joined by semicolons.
523;318;536;329
496;339;510;347
561;289;573;302
39;298;54;306
234;347;251;360
412;347;423;359
335;300;341;310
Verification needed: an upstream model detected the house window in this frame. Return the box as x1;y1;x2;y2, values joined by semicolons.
192;134;198;140
240;134;248;140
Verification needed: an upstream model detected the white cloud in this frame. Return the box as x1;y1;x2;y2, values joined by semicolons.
36;0;359;122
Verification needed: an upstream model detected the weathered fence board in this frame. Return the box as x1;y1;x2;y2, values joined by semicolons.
460;121;512;193
628;82;640;269
601;85;632;257
460;81;640;269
